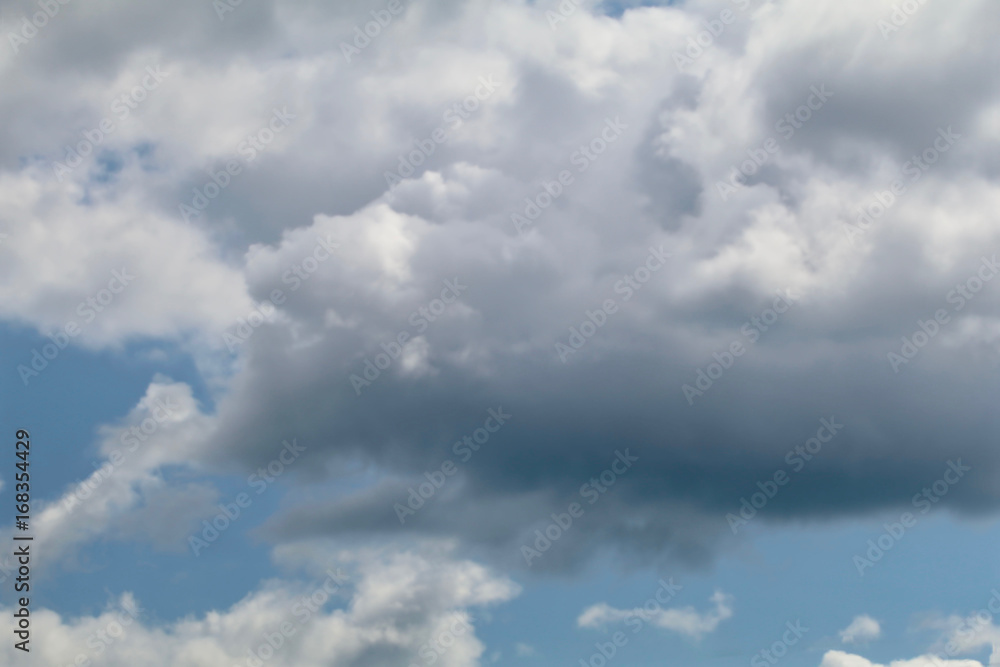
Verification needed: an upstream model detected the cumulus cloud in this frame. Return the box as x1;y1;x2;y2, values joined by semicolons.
841;615;882;645
203;0;1000;572
0;547;519;667
577;591;733;640
0;170;253;349
3;0;1000;575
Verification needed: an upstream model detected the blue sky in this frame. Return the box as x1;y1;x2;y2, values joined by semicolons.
2;0;1000;665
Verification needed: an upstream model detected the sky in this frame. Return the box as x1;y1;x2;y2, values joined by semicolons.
1;0;1000;665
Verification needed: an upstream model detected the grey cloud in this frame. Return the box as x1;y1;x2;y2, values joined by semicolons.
4;0;1000;574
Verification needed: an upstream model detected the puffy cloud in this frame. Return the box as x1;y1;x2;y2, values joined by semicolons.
198;0;1000;573
840;615;882;645
0;547;519;667
3;0;1000;573
0;169;253;348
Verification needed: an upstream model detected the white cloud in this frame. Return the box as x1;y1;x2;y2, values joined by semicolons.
820;651;983;667
0;170;253;348
824;606;1000;667
577;591;733;640
2;379;218;572
840;615;882;645
0;548;519;667
921;608;1000;667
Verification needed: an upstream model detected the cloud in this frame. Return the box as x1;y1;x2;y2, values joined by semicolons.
920;604;1000;667
0;547;520;667
824;605;1000;667
577;591;733;640
0;169;253;348
5;379;218;571
840;615;882;645
820;651;983;667
197;0;1000;573
3;0;1000;575
515;642;536;657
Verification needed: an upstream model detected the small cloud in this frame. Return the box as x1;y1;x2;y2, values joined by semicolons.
515;642;536;657
840;615;881;645
578;591;733;640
